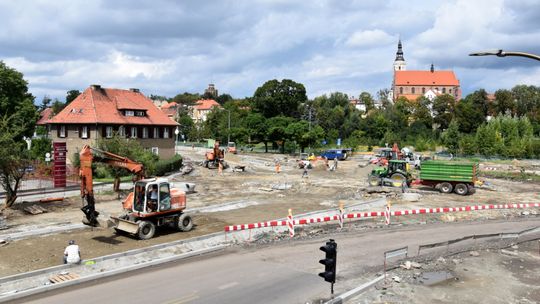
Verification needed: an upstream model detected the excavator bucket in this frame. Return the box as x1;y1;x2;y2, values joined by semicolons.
81;196;100;227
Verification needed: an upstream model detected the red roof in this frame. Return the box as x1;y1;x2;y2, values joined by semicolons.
394;70;459;86
194;99;220;110
36;107;54;125
48;86;177;126
161;101;178;109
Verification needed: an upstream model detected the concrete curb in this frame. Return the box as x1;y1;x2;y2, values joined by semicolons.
0;246;225;303
324;275;385;304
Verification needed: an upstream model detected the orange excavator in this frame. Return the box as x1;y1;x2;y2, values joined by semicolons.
203;141;226;169
79;145;192;239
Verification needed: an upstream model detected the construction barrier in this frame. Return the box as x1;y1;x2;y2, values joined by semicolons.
224;203;540;233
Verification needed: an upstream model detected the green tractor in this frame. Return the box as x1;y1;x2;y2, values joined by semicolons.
368;160;412;187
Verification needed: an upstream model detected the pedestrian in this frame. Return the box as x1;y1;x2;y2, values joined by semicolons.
63;240;81;265
302;166;308;178
218;160;224;176
333;157;338;171
275;161;281;174
324;156;329;170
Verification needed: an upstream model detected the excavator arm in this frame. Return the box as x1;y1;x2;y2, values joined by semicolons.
79;145;145;226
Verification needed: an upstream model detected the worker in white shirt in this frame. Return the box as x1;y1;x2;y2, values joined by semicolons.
63;240;81;264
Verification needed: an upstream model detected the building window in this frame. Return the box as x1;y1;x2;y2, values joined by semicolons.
125;110;134;117
151;147;159;155
142;127;148;139
422;87;425;94
442;88;446;94
412;87;415;94
136;111;145;117
131;127;137;138
399;87;403;94
153;127;159;138
449;89;452;94
119;126;125;137
163;127;170;139
106;126;113;138
59;125;66;138
81;126;88;138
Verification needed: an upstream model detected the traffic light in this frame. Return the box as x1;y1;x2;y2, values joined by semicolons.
318;239;337;283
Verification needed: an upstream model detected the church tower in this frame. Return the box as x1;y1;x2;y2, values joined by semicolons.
393;39;406;71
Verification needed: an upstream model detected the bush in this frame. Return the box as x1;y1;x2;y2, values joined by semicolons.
94;164;111;178
152;155;183;176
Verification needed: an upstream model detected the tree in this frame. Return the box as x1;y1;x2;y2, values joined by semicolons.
172;92;200;106
252;79;307;118
432;94;455;131
39;95;52;111
454;98;485;133
266;116;295;153
216;94;233;105
441;120;460;154
493;89;515;116
243;113;268;150
96;135;159;190
51;98;65;115
176;113;194;141
30;137;52;161
359;92;375;112
0;116;31;208
0;62;38;207
0;61;38;139
66;90;81;105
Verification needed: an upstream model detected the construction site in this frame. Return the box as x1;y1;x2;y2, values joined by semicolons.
0;145;539;303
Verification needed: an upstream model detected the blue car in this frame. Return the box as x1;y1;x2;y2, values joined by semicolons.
321;149;351;160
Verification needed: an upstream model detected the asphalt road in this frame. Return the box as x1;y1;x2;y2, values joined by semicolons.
15;218;540;304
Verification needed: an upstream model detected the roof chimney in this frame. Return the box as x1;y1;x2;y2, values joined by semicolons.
129;88;140;93
91;84;101;90
430;63;434;73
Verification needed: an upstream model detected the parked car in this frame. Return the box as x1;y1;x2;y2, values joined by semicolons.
321;149;351;160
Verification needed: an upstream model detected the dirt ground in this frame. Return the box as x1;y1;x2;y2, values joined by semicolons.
0;148;539;277
360;240;540;303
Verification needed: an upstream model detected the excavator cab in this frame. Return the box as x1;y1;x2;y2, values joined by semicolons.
129;180;172;214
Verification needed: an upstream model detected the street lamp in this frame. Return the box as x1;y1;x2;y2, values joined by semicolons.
174;127;179;154
226;109;231;144
469;49;540;61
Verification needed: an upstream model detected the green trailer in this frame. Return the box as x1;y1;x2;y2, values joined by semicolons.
418;160;479;195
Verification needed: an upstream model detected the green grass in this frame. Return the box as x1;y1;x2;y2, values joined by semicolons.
93;176;133;183
480;170;540;182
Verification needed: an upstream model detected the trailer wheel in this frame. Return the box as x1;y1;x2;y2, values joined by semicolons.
454;183;468;196
137;221;156;240
440;182;453;194
176;214;193;232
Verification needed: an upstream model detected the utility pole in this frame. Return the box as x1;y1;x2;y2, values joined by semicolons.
227;109;231;144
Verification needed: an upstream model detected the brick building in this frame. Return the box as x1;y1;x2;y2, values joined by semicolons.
391;40;461;101
46;85;178;163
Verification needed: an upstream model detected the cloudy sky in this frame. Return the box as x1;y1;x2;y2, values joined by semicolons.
1;0;539;102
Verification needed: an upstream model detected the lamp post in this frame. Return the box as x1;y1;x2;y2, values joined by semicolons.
469;50;540;61
174;127;179;154
226;109;231;144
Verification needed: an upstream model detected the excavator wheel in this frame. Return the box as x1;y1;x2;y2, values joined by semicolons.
137;220;156;240
176;214;193;232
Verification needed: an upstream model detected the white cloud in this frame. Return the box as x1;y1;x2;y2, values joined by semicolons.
346;29;395;47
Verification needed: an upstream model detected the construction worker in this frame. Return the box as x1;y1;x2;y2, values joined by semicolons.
147;185;158;212
63;240;81;264
275;161;281;174
323;156;329;170
302;166;308;178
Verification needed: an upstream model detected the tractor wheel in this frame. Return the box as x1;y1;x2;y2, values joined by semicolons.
467;184;476;194
390;173;406;187
368;175;381;187
176;214;193;232
137;220;156;240
440;182;453;194
454;183;468;196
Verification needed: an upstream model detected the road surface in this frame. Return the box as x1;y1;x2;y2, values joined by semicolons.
14;218;540;304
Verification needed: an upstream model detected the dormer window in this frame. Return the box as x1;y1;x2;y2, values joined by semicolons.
125;110;134;116
135;111;146;117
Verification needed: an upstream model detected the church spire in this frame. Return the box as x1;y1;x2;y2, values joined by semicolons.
395;39;405;61
393;38;406;71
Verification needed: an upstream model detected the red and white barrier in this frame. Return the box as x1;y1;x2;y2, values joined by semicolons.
223;203;540;232
287;209;295;237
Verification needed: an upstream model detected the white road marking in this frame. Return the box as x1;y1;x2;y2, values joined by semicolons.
218;281;240;290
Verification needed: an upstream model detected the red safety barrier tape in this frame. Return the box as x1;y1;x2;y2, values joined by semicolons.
223;203;540;232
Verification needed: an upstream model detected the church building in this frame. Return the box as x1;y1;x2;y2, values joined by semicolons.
391;40;461;102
